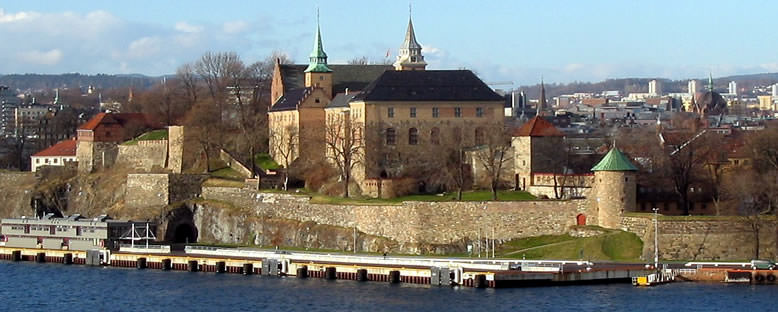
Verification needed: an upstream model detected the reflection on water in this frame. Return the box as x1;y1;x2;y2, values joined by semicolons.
0;262;774;311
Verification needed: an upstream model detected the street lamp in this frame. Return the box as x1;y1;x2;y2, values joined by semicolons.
653;207;659;270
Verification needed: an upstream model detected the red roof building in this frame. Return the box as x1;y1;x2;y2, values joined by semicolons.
512;116;564;137
76;113;155;142
31;139;77;172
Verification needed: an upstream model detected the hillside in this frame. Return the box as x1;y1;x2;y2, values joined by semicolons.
0;73;163;91
516;72;778;99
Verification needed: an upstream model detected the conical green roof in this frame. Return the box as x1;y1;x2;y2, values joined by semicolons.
591;147;638;171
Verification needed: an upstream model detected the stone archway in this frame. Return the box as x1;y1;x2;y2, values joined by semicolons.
162;205;199;244
172;223;197;244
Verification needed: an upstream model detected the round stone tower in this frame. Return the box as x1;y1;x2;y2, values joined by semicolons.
591;147;638;229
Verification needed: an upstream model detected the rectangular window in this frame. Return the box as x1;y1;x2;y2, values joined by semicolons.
388;107;394;118
410;107;416;118
476;107;484;117
454;107;462;118
432;107;439;118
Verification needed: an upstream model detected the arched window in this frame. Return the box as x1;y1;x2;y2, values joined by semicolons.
386;128;396;145
430;127;440;145
408;128;419;145
475;127;485;145
453;127;462;143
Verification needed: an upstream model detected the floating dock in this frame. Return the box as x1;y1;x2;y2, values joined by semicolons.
0;245;654;288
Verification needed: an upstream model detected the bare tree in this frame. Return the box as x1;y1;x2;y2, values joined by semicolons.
347;56;370;65
270;125;298;190
472;125;512;200
194;51;243;144
325;113;363;198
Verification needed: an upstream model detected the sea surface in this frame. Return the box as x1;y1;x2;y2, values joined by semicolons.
0;261;775;311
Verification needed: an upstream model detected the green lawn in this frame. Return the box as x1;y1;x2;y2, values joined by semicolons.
497;230;643;261
254;153;279;170
122;129;168;145
209;167;244;180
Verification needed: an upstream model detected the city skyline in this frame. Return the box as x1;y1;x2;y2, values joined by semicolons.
1;1;777;85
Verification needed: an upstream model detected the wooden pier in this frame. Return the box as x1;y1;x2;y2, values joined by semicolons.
0;246;655;288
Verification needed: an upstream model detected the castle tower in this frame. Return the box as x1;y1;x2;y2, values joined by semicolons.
304;11;333;99
591;147;637;229
393;10;427;71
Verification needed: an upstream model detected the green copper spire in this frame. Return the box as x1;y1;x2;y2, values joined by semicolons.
708;72;714;92
591;147;638;171
305;10;332;73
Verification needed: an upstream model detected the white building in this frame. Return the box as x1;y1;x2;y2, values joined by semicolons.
773;84;778;98
728;81;737;96
688;80;698;95
648;80;662;96
30;139;77;172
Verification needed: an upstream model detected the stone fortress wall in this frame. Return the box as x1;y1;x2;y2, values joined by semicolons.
116;140;168;171
621;216;778;261
200;187;596;247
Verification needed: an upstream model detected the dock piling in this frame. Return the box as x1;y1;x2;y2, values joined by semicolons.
188;260;199;272
296;265;308;278
63;253;73;265
325;267;337;280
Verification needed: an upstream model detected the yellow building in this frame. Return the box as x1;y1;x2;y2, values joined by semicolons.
269;14;504;196
758;95;773;111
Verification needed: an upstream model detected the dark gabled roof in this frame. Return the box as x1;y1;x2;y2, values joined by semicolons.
269;88;310;112
327;92;360;109
353;70;504;102
280;64;391;94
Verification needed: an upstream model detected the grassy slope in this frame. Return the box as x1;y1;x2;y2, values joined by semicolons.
121;129;168;145
497;229;643;262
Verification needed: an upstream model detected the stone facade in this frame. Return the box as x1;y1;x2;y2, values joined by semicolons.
116;140;168;171
622;216;778;261
125;173;206;209
167;126;195;173
200;187;596;249
593;170;636;228
76;141;118;173
360;177;416;199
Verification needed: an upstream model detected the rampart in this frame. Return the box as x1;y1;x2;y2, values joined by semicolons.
126;174;206;209
621;216;778;261
200;187;596;246
116;140;168;171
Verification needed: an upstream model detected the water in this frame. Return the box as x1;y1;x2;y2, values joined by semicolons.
0;261;774;312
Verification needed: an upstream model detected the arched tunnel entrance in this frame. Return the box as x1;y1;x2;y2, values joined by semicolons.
172;223;198;244
163;205;199;245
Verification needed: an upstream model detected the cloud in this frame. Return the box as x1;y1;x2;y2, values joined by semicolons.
17;49;63;65
223;21;248;34
0;8;288;75
0;8;38;23
175;22;202;33
127;37;162;59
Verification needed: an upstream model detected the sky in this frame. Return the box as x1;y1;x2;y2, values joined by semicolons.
1;0;777;85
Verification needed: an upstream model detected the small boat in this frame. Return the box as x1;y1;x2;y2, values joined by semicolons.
632;270;675;286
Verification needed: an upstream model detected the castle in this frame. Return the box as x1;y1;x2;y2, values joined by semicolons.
268;13;504;196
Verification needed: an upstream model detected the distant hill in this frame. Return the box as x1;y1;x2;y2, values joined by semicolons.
517;72;778;99
0;73;164;92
